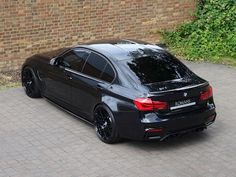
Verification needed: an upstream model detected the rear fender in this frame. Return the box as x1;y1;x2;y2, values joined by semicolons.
100;94;144;140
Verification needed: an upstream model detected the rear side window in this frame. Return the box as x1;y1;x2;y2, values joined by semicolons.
59;50;89;72
123;52;190;84
101;64;115;83
82;52;107;79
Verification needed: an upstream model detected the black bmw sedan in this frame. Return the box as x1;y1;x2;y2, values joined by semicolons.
22;39;216;143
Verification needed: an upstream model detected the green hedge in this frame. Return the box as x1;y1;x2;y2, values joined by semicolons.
162;0;236;65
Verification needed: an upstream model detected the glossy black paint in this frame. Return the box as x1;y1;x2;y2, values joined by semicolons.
22;39;216;141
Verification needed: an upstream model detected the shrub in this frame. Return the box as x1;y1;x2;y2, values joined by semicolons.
162;0;236;64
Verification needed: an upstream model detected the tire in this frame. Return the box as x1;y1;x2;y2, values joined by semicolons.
21;66;41;98
94;105;120;144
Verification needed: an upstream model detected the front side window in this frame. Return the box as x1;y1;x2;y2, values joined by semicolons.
82;52;107;79
58;50;90;72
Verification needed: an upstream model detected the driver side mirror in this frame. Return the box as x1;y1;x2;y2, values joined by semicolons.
50;57;71;68
49;58;56;66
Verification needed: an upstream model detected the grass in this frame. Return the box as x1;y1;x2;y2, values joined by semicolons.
0;71;21;91
211;57;236;68
0;82;21;91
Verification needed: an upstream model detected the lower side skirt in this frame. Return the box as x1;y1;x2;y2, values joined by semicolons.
44;96;94;126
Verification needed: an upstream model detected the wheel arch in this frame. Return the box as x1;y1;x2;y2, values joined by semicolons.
92;94;123;118
93;102;114;118
21;65;41;84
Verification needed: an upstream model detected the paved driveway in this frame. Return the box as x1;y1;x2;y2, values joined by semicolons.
0;62;236;177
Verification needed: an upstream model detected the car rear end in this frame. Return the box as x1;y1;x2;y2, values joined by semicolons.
133;83;216;140
118;49;216;141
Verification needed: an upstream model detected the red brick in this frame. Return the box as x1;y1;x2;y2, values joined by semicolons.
0;0;196;71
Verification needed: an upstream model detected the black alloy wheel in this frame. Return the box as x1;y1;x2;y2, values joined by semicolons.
22;67;41;98
94;105;120;144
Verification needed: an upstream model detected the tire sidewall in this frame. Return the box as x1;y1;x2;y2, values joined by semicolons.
22;66;41;98
94;104;119;144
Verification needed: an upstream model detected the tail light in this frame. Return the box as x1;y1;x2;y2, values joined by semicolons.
134;98;167;111
200;86;213;101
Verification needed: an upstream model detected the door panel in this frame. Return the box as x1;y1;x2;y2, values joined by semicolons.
44;66;71;105
70;72;103;121
43;49;90;107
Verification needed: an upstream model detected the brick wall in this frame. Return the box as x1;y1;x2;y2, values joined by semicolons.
0;0;196;71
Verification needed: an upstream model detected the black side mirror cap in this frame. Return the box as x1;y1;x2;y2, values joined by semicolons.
49;58;56;65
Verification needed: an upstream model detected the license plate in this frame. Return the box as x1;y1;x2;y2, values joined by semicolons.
170;99;196;110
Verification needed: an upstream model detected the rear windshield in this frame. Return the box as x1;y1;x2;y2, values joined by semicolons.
120;52;191;84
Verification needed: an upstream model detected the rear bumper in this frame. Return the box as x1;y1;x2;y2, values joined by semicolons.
148;125;207;141
143;109;216;141
145;114;216;141
115;107;216;141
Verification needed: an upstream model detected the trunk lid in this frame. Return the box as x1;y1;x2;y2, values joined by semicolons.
145;76;209;115
145;76;205;93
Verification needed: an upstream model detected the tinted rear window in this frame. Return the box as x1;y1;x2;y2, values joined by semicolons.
121;52;190;84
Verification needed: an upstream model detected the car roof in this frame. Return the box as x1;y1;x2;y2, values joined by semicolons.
75;39;164;61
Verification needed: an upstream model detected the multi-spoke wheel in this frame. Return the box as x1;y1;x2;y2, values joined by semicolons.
22;67;41;98
94;105;120;144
